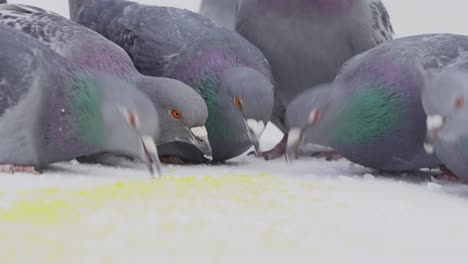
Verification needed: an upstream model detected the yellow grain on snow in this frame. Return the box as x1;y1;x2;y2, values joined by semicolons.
0;174;342;263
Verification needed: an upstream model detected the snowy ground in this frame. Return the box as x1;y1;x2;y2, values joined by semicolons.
2;1;468;263
2;124;468;263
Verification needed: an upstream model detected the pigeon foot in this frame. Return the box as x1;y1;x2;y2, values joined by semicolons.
432;165;463;183
0;164;40;174
253;135;287;161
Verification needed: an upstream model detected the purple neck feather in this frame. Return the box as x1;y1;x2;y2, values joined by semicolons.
340;57;421;99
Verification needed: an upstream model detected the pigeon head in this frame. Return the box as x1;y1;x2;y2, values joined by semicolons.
285;84;332;159
136;76;212;160
72;71;162;176
215;66;274;157
422;70;467;152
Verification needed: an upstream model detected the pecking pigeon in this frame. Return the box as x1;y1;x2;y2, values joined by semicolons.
71;0;275;162
199;0;238;30
0;4;212;163
423;54;468;180
236;0;394;159
285;34;468;171
0;23;161;175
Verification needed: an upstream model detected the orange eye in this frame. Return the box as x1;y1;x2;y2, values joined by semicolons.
234;96;243;109
171;109;183;120
127;112;139;128
455;96;465;109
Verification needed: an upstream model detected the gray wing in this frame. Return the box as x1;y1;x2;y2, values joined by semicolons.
369;0;394;45
121;6;273;80
0;4;80;54
0;54;37;118
348;0;394;55
0;24;50;169
0;20;45;118
77;0;136;49
114;5;181;77
106;4;215;76
77;1;272;79
77;1;199;76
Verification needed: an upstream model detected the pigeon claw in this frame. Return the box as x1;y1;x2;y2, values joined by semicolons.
431;166;466;184
0;164;40;174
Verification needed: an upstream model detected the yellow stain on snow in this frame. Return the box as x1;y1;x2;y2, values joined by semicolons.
0;174;340;263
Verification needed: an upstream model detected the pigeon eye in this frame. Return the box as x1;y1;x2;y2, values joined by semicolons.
455;95;464;109
170;109;183;120
308;109;321;124
127;111;140;128
234;96;244;109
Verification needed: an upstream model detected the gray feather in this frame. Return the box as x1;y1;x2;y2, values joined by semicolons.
199;0;238;29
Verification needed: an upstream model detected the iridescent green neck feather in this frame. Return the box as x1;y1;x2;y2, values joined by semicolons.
70;73;105;147
333;85;404;145
193;71;233;142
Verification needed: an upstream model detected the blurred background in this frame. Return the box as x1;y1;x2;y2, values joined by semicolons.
6;0;468;38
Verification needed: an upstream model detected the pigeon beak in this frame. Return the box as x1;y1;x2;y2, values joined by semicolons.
140;135;162;178
424;115;445;154
246;119;265;154
189;126;213;161
285;128;304;163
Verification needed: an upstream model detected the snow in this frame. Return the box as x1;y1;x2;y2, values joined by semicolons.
1;0;468;263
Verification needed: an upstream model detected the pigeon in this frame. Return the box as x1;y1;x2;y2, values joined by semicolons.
0;4;212;163
281;83;334;161
236;0;394;159
423;54;468;180
199;0;238;29
0;23;161;175
71;0;275;162
285;34;468;172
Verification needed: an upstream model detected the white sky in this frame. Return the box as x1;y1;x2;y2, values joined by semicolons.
6;0;468;37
